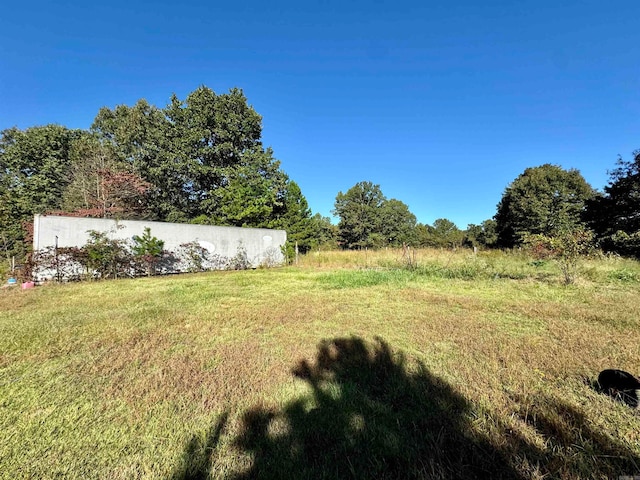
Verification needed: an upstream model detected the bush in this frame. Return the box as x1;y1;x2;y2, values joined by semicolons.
30;246;88;282
608;230;640;259
131;227;165;276
84;230;134;279
230;242;250;270
177;241;211;273
524;229;595;284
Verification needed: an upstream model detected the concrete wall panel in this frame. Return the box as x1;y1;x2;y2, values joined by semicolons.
33;215;286;277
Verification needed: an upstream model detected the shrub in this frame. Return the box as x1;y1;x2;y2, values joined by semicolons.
524;229;595;284
30;246;88;281
131;227;165;276
84;230;133;279
177;241;211;273
230;242;250;270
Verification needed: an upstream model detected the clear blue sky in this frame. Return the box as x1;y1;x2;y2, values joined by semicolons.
2;0;639;228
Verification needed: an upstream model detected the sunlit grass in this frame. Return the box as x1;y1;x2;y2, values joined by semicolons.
1;248;639;478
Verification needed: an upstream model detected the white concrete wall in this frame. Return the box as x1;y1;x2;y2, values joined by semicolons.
33;215;286;276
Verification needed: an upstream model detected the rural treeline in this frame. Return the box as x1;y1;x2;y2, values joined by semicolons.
0;87;334;260
1;86;639;262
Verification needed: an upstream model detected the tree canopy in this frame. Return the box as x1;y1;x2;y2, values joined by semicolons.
0;86;330;261
3;87;639;262
586;149;640;257
333;181;416;249
495;164;595;248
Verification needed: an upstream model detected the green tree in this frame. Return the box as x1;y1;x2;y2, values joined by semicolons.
206;149;288;227
586;150;640;257
92;86;290;227
0;125;75;257
269;180;319;257
495;164;595;248
464;219;498;249
333;182;418;249
379;199;417;247
333;181;386;249
132;227;165;276
308;213;338;249
92;98;191;221
418;218;463;248
164;86;265;217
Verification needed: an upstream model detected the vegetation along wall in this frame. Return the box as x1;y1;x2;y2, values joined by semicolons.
32;214;286;280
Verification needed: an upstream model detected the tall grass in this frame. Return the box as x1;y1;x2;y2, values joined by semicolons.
302;246;640;284
1;248;639;479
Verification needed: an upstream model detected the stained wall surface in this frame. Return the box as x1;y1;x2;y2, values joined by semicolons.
33;215;286;274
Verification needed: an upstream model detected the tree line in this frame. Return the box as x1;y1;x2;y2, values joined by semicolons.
333;159;640;259
0;86;335;262
1;85;639;264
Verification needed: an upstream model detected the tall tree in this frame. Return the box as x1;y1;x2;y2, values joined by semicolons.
92;98;189;221
417;219;463;248
334;181;386;249
204;148;288;227
309;213;339;249
586;149;640;257
495;164;594;248
464;219;498;249
378;199;417;246
62;132;151;218
0;125;75;256
333;181;418;249
93;86;287;226
268;180;317;252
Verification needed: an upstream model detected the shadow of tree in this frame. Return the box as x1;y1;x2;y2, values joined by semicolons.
230;337;522;479
175;337;640;479
171;411;229;480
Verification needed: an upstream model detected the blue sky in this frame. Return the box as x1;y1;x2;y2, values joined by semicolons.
2;0;639;228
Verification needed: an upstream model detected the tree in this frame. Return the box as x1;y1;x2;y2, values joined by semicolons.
92;98;188;221
333;182;419;249
417;219;463;248
268;180;320;256
586;150;640;257
62;132;151;218
334;181;386;249
132;227;165;276
495;164;595;248
92;86;290;227
464;219;498;249
378;199;417;247
0;125;75;257
205;149;288;227
308;213;338;249
524;229;595;285
333;182;386;249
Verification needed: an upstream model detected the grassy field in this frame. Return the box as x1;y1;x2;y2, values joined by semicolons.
1;248;640;479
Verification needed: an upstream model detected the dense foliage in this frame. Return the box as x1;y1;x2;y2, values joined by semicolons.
1;86;638;263
586;150;640;258
333;181;417;249
495;164;595;248
0;86;330;263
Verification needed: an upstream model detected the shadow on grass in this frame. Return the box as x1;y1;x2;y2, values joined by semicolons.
176;337;640;479
231;337;521;479
171;411;229;480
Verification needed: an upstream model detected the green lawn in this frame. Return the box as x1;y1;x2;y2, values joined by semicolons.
1;249;640;479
